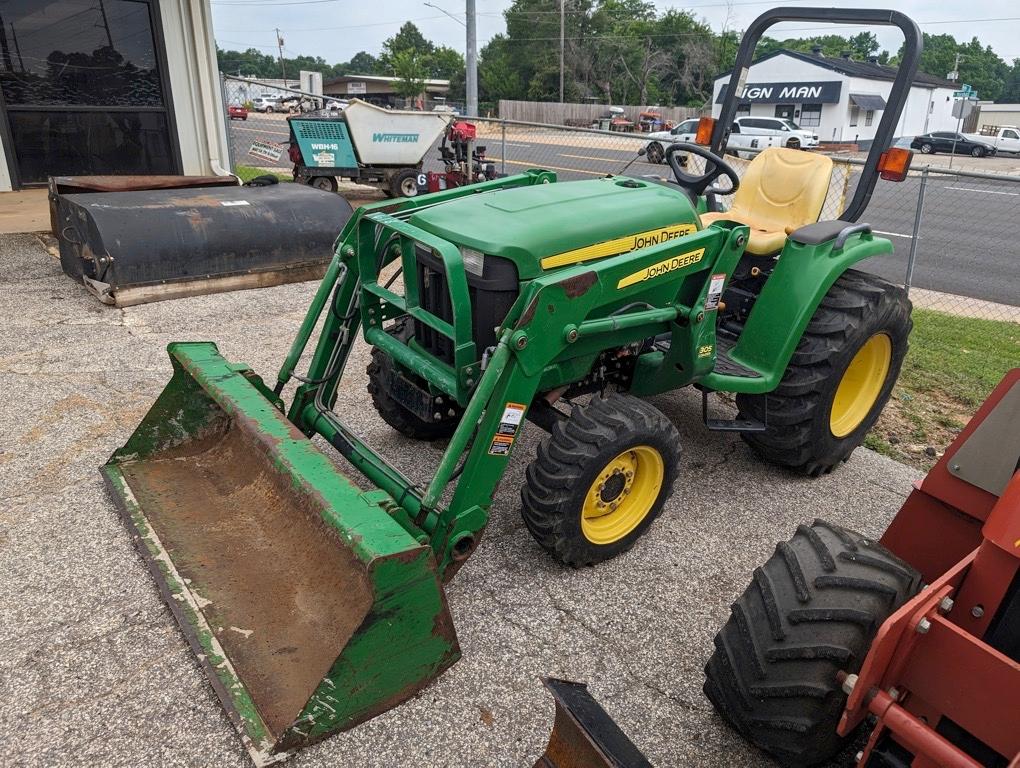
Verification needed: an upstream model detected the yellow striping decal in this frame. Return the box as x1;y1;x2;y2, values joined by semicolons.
617;248;706;289
540;223;698;269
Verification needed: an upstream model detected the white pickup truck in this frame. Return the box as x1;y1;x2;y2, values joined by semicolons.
964;126;1020;155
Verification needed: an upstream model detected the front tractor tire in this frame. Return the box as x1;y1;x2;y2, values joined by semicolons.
738;269;911;476
521;393;680;567
366;317;462;440
704;520;921;767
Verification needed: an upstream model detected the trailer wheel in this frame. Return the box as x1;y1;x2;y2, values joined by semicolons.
704;520;921;767
309;176;338;193
521;393;680;567
367;317;462;440
391;169;422;198
646;142;664;164
737;269;910;476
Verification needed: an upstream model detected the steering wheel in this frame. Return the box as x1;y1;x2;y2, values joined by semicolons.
665;142;740;199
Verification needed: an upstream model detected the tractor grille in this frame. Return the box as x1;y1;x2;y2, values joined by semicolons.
412;245;519;365
415;259;455;362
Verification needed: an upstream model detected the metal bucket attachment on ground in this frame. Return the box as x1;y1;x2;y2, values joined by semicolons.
535;678;652;768
103;342;458;765
54;183;353;306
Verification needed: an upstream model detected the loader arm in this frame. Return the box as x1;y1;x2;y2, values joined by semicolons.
275;172;746;577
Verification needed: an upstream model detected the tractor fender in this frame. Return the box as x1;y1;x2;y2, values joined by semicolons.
723;232;893;394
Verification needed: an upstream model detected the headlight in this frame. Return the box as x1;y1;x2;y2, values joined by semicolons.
460;247;485;276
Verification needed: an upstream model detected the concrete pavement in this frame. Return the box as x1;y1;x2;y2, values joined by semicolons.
1;233;923;767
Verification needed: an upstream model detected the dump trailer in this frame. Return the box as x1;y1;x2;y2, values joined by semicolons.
706;369;1020;767
104;7;924;763
288;99;451;196
53;179;354;306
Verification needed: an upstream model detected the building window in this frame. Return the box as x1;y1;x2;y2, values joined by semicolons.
0;0;177;186
799;104;822;127
865;110;875;126
735;103;751;117
849;105;860;127
774;104;795;121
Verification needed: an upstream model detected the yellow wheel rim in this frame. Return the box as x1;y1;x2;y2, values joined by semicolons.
581;445;664;545
829;333;892;438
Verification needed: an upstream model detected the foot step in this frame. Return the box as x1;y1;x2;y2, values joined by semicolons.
701;389;767;433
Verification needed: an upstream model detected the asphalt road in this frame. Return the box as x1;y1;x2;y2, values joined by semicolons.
227;117;1018;308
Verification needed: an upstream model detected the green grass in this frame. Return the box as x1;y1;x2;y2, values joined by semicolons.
867;309;1018;468
901;309;1019;406
234;165;292;184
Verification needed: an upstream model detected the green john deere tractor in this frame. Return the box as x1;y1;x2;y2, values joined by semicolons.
103;7;921;764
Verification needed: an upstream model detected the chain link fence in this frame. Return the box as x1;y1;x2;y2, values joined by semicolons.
220;77;1018;325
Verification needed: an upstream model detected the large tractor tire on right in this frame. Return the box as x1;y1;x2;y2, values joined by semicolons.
737;269;911;476
704;520;922;767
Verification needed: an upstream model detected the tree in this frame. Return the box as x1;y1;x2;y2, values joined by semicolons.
427;46;464;80
343;51;382;75
391;49;427;101
479;36;524;102
381;22;434;70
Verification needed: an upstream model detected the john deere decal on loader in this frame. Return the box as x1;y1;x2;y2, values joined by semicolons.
105;7;924;763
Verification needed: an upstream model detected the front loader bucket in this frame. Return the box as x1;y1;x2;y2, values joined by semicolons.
102;342;458;765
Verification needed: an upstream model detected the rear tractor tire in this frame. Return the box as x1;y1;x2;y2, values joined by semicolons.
704;519;922;767
737;269;911;476
521;393;680;567
366;317;462;440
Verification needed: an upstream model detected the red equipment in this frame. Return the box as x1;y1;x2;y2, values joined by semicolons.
424;120;499;193
840;368;1020;767
707;369;1020;767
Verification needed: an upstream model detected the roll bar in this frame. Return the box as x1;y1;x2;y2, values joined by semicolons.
712;8;922;223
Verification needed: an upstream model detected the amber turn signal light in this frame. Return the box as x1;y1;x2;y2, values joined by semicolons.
877;147;912;182
695;117;716;146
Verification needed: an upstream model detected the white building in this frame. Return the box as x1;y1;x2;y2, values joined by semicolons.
712;49;958;146
0;0;230;191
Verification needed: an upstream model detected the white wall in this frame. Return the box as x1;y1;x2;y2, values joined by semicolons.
0;0;230;191
160;0;233;176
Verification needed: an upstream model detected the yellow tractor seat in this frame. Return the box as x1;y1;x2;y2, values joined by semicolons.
701;147;834;256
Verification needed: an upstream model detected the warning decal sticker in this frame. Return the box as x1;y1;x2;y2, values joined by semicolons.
704;273;727;311
488;402;527;455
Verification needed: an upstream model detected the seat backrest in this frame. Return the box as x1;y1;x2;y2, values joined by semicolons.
729;147;833;232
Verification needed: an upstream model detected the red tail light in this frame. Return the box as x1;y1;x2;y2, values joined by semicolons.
288;144;302;164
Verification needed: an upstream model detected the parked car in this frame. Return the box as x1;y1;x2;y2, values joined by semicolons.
910;131;997;157
227;104;248;121
644;118;699;163
326;99;348;111
731;116;819;149
251;96;281;113
963;126;1020;155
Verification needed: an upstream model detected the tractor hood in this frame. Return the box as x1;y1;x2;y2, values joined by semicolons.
408;176;701;279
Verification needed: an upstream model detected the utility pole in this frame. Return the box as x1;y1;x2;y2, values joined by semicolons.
466;0;477;116
10;22;23;72
0;14;11;73
276;28;287;83
96;0;114;49
559;0;565;103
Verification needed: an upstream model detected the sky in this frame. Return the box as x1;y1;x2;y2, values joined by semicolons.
210;0;1020;72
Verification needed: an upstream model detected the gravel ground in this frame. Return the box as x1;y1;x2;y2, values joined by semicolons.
0;233;922;768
